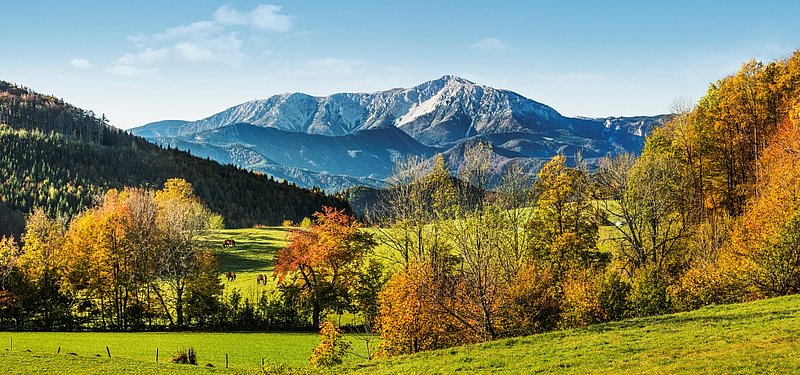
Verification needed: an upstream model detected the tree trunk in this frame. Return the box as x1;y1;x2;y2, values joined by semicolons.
312;300;321;329
176;284;184;326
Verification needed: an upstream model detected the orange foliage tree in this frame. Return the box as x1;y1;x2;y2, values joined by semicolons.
376;261;463;356
733;107;800;296
274;206;376;328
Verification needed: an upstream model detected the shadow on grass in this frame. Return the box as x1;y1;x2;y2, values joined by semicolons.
215;251;275;273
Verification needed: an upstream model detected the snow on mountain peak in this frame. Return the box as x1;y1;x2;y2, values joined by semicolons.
151;75;657;147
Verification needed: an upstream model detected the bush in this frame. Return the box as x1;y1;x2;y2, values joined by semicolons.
310;321;351;367
500;263;560;334
559;270;603;329
668;256;750;312
377;262;463;356
599;270;631;320
171;347;197;365
629;267;670;317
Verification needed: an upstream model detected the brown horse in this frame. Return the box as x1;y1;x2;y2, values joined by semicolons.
226;271;237;282
222;239;236;248
256;274;268;285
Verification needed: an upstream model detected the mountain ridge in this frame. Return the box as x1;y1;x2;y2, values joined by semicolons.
132;76;669;191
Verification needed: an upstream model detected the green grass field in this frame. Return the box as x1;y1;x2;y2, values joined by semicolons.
0;330;374;373
4;293;800;373
200;227;289;299
339;294;800;374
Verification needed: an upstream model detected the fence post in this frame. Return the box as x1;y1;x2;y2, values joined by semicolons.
226;353;229;368
156;348;159;362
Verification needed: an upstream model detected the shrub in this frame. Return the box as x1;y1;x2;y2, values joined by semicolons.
377;262;463;356
599;270;631;320
310;321;351;367
559;270;603;329
629;267;671;317
500;263;560;334
668;255;751;312
171;347;197;365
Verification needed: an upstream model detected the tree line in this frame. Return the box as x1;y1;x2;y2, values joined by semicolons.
0;179;334;330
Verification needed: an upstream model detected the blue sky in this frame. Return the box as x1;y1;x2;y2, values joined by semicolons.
2;1;799;129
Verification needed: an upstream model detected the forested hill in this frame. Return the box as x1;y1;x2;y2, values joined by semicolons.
0;81;348;234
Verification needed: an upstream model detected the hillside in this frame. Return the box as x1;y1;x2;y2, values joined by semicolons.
132;76;668;191
0;81;348;232
339;294;800;374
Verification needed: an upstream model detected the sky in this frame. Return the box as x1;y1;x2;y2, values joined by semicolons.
2;1;799;129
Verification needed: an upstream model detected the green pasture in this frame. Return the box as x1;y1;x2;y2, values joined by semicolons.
340;294;800;374
200;227;289;299
1;330;372;373
4;293;800;373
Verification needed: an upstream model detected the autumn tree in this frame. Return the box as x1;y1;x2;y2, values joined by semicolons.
0;236;24;324
371;155;458;268
596;154;689;276
274;206;376;328
733;112;800;296
19;208;71;328
154;178;216;326
376;261;462;356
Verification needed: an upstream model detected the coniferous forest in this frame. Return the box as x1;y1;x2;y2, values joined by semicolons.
0;81;349;236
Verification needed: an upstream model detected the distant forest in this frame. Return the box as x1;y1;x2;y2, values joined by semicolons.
0;81;349;235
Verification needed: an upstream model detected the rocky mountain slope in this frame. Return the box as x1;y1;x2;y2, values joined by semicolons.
133;76;668;191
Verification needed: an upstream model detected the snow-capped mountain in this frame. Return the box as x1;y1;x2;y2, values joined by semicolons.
132;76;668;191
143;75;572;146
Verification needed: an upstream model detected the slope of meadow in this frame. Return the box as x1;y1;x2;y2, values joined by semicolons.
339;294;800;374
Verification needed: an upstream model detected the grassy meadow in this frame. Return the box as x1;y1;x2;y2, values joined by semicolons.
1;331;323;370
200;227;289;297
340;294;800;374
4;292;800;373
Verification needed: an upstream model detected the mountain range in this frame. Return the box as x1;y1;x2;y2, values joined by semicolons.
132;75;669;191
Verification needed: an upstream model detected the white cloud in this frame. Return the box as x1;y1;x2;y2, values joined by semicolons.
152;21;223;42
472;37;508;52
69;58;92;69
174;33;245;66
214;4;292;32
174;43;216;62
106;65;158;77
116;47;170;65
111;4;291;73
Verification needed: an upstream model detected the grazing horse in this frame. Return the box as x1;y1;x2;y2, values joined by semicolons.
222;239;236;248
226;271;237;282
256;274;268;285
